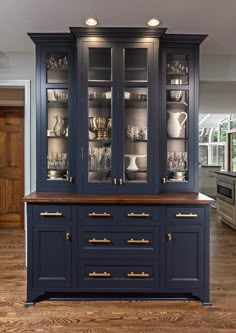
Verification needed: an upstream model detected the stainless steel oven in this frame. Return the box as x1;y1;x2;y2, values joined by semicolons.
216;175;235;205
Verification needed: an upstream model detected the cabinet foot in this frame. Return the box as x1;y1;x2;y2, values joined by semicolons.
202;301;212;306
24;302;35;307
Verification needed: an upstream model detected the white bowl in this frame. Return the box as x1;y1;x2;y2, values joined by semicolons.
124;91;130;99
105;91;111;99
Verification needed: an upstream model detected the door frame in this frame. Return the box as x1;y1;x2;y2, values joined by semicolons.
0;80;31;228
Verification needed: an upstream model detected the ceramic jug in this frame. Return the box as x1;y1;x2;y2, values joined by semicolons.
167;111;188;138
53;115;68;136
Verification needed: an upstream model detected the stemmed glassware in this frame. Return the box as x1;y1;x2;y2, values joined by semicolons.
167;151;188;171
89;147;112;171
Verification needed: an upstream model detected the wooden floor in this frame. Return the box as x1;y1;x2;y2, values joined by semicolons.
0;208;236;333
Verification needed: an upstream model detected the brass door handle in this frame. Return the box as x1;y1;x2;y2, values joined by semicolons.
88;212;112;217
66;232;71;240
113;178;117;185
127;213;150;217
127;239;150;244
127;272;150;278
88;238;111;244
40;212;63;216
88;272;111;277
176;213;198;218
167;233;172;241
119;178;123;185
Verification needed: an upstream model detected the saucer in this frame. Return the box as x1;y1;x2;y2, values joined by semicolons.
169;177;185;182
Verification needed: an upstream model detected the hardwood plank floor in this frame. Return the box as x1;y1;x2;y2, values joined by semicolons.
0;208;236;333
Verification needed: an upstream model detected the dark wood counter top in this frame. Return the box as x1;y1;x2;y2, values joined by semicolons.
23;192;215;205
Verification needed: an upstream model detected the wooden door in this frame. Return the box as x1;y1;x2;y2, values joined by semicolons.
0;107;24;227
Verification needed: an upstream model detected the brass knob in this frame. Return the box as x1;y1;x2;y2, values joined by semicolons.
167;233;172;241
66;232;71;240
113;178;117;185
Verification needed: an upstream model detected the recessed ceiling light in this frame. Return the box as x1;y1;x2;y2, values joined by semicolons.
85;18;98;26
147;18;160;27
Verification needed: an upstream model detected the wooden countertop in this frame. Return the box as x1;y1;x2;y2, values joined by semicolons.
23;192;215;204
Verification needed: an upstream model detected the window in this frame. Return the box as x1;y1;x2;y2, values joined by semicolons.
198;114;234;170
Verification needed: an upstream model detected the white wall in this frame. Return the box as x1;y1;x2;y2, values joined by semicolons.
200;55;236;82
200;82;236;114
0;51;36;191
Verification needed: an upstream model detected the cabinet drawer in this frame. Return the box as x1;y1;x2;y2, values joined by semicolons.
79;226;159;258
78;205;121;224
78;205;160;226
78;259;159;291
32;204;72;222
166;207;204;225
122;206;160;222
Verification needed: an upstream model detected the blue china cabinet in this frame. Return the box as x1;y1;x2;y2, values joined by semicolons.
25;28;214;306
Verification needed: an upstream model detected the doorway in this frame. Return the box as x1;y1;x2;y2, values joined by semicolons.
0;106;24;227
0;81;30;229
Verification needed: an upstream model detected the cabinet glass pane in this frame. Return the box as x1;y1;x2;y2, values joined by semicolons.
124;48;147;81
166;88;189;182
124;87;148;183
46;53;68;83
166;54;189;85
89;48;111;81
47;89;69;181
88;87;112;182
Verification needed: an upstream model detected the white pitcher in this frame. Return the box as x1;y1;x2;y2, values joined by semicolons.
167;111;188;138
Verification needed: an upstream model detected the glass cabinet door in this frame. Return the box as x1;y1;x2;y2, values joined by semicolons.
121;46;153;192
38;47;75;191
47;88;69;181
83;43;154;193
87;47;114;185
161;50;195;190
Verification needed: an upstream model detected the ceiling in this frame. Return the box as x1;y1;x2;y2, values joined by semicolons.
0;0;236;55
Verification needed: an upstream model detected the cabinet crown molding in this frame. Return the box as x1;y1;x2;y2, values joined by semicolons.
69;27;167;38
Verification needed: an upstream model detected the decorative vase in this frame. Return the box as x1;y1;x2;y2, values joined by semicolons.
53;115;68;136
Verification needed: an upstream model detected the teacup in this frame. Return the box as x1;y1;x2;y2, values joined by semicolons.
48;170;57;179
175;171;185;179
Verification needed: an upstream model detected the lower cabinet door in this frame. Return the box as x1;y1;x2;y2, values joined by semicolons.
78;259;159;291
166;226;204;289
32;224;72;288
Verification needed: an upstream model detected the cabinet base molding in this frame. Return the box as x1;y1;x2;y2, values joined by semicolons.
26;291;209;306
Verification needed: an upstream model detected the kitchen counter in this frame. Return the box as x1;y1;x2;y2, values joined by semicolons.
215;171;236;177
23;192;215;204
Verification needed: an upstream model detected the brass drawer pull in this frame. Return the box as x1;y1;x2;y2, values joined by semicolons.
127;213;150;217
88;238;111;244
167;233;172;241
89;272;111;277
127;272;150;278
176;213;198;218
88;212;112;217
127;238;150;244
40;212;63;216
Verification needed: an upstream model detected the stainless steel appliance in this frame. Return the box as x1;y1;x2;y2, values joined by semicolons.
216;175;235;205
